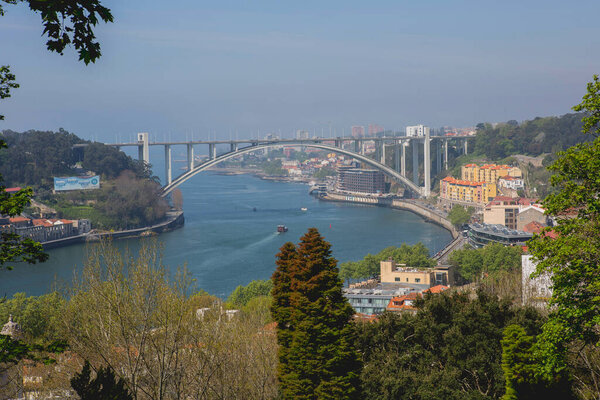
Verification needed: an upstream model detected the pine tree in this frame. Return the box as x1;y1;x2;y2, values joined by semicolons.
70;360;133;400
271;228;361;400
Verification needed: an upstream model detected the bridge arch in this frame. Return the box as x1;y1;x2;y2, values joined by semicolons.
161;142;423;197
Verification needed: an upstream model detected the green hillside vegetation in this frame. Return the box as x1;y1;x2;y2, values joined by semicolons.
0;129;151;189
449;243;522;282
0;129;168;230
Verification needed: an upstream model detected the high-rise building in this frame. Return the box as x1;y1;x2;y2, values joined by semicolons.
336;167;386;194
351;126;365;138
295;130;310;140
405;125;430;137
368;124;385;136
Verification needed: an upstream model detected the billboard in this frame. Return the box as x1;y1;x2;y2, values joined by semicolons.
53;176;100;191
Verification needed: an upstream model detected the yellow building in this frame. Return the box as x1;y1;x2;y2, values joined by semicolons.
440;177;497;204
461;164;522;184
380;260;455;287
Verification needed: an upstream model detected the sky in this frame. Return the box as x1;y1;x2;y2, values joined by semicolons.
1;0;599;142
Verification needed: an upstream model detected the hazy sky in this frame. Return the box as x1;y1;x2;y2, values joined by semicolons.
1;0;599;142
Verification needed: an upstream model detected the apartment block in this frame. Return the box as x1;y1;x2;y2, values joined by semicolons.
439;177;497;204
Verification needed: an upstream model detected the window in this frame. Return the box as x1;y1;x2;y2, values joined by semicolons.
395;277;400;282
415;278;421;283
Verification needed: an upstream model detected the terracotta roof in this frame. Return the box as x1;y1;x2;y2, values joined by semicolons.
442;177;486;187
424;285;449;294
523;221;544;233
5;187;22;193
32;218;74;227
9;216;30;223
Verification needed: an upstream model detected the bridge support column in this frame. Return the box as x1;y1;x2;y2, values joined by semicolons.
137;132;149;164
354;140;360;153
444;140;449;170
394;142;400;172
360;141;365;155
230;143;238;152
412;139;419;185
381;142;386;165
436;140;442;174
401;141;406;177
424;130;431;197
187;144;194;171
464;139;468;155
164;145;172;185
209;143;217;159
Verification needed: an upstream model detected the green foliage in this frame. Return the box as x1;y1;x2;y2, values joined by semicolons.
262;158;287;176
339;243;435;281
82;142;151;180
473;113;588;159
0;140;48;269
447;204;474;227
313;167;336;179
0;66;19;121
0;292;66;343
572;74;600;136
227;279;273;308
71;360;133;400
2;0;113;65
501;324;574;400
449;242;522;282
356;291;546;400
271;229;362;399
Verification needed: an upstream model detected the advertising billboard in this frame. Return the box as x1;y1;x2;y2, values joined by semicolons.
53;176;100;191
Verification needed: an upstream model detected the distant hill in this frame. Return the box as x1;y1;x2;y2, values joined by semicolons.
0;129;151;188
473;113;588;159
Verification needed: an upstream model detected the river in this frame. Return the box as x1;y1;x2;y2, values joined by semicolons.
0;173;452;298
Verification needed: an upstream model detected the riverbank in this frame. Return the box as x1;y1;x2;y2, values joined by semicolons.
42;211;185;250
320;192;458;239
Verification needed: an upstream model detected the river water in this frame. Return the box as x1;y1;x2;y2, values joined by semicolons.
0;173;452;298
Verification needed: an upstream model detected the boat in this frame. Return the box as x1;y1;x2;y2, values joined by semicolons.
301;207;308;211
277;225;288;233
253;207;257;212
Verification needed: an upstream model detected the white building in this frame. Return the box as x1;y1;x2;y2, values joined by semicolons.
498;176;524;190
405;124;430;137
521;255;552;307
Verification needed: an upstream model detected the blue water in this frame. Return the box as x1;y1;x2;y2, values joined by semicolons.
0;173;452;298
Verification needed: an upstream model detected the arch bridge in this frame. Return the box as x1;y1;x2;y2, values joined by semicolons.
98;133;470;198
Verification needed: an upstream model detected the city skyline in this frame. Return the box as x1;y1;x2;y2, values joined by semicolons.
1;0;598;142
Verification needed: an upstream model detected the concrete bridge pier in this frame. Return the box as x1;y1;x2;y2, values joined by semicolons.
412;139;419;185
436;140;442;174
354;140;360;153
394;142;400;173
230;143;238;152
424;131;431;197
164;145;172;185
209;143;217;159
380;141;386;165
137;132;149;164
401;141;406;177
464;139;468;155
444;140;449;170
187;144;194;171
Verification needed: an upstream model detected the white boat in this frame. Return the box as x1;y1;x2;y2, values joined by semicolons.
301;207;308;211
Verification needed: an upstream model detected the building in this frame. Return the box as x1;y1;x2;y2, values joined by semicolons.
467;223;533;247
483;196;520;229
351;126;365;138
522;254;552;306
344;284;417;315
295;130;310;140
368;124;384;136
380;260;455;287
386;285;449;314
461;164;521;184
440;177;497;205
405;124;429;137
517;205;547;231
1;217;89;243
498;176;524;191
336;167;386;194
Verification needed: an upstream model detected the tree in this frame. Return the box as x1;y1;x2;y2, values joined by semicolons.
528;75;600;373
71;360;133;400
227;279;273;308
356;291;547;400
271;228;361;400
501;324;573;400
449;242;522;282
447;204;474;227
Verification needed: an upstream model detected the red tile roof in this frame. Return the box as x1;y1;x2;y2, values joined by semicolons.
424;285;449;294
9;216;29;223
5;187;22;193
523;221;544;233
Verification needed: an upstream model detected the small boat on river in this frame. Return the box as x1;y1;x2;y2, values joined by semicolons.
301;207;308;211
277;225;288;233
